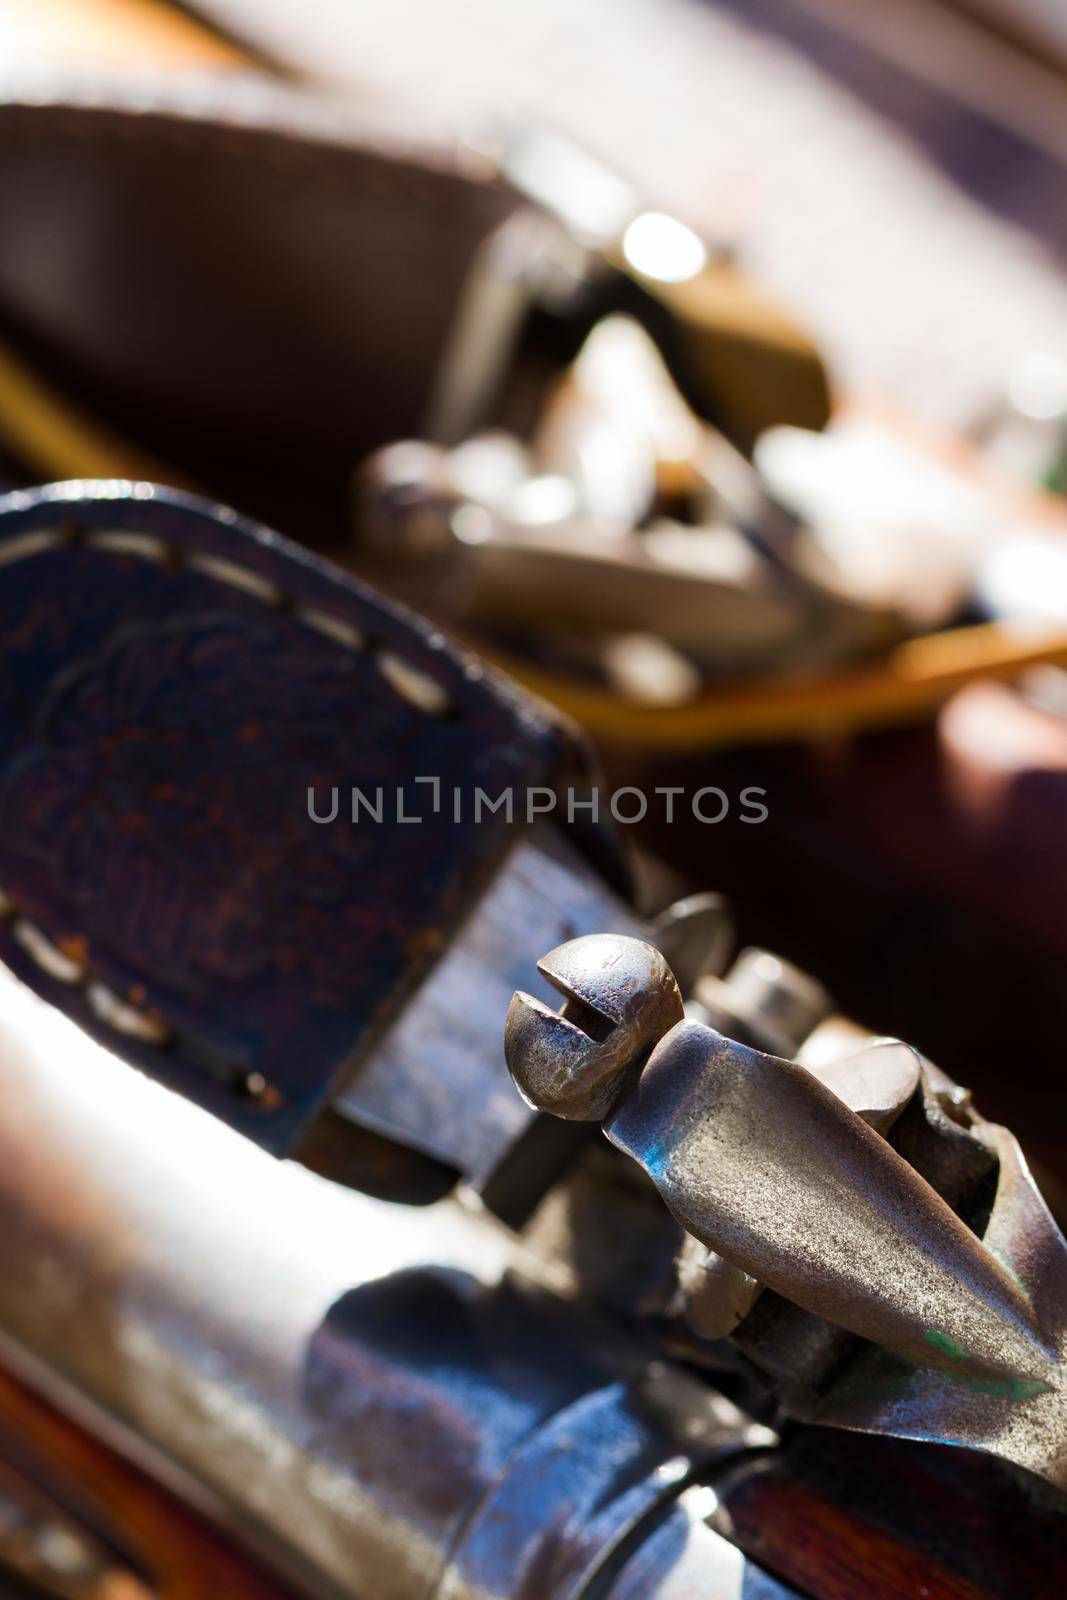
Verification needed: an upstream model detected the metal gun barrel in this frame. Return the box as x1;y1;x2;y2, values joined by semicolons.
0;967;774;1600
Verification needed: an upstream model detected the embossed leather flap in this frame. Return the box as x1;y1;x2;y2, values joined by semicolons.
0;480;581;1152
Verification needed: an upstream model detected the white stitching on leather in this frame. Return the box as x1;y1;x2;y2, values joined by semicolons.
86;529;168;562
11;916;87;984
0;521;456;716
86;980;171;1046
377;648;453;714
186;551;284;605
2;897;173;1047
0;515;463;1073
297;605;366;650
0;529;66;567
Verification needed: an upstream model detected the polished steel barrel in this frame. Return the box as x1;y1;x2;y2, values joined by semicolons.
0;967;781;1600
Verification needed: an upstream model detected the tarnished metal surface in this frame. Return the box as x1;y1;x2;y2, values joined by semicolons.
607;1022;1051;1384
680;1244;763;1344
505;935;683;1121
798;1039;922;1135
506;933;1067;1489
678;1039;921;1339
648;893;733;997
0;963;776;1600
336;828;643;1183
438;1376;771;1600
808;1122;1067;1493
599;1484;800;1599
691;949;832;1061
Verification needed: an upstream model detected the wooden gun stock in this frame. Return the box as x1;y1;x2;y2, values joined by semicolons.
0;1365;297;1600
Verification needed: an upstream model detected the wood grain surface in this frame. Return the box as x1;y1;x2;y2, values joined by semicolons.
0;1363;300;1599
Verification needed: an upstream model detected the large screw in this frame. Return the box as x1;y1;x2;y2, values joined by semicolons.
504;933;683;1121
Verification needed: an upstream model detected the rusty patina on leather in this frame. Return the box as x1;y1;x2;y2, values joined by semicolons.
0;480;586;1152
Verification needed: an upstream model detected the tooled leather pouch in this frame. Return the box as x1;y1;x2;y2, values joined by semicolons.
0;479;594;1155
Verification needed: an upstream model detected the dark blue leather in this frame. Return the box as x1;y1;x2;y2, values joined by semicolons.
0;482;581;1153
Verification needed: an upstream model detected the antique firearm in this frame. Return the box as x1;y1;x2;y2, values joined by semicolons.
0;482;1063;1600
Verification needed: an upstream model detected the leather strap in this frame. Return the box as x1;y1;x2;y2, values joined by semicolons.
0;480;591;1154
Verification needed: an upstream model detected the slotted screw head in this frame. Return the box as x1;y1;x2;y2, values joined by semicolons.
504;934;684;1121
